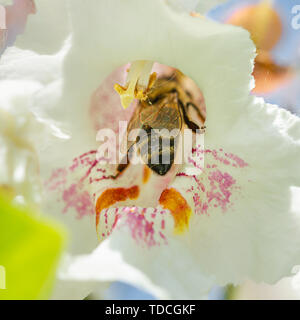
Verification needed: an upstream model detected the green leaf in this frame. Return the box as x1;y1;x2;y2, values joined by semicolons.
0;193;66;300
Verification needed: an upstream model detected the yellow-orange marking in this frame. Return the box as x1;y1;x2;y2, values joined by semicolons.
95;186;139;226
143;166;151;184
159;188;192;234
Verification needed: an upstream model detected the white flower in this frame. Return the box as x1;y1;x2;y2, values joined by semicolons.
230;263;300;300
0;1;12;6
1;0;300;299
168;0;227;13
0;74;43;204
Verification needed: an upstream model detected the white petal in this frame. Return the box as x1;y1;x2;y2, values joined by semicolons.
60;234;215;299
233;267;300;300
15;0;70;54
167;0;202;12
0;101;42;204
0;1;12;6
196;0;227;14
0;45;98;298
62;0;254;146
170;102;300;286
168;0;227;14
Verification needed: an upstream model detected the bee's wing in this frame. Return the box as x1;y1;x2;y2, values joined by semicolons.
120;103;143;154
123;92;182;154
151;76;206;129
140;92;182;134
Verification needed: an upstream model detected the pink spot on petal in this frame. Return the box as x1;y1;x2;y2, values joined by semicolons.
62;184;94;218
45;150;112;219
178;147;249;215
206;170;236;212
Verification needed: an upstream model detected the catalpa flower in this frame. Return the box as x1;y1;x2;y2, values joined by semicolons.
2;0;300;299
0;92;41;205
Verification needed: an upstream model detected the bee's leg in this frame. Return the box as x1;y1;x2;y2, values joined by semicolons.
109;154;130;180
186;102;206;123
199;125;206;134
186;120;200;133
178;100;200;133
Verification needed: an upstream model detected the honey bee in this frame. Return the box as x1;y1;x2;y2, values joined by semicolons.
114;72;206;178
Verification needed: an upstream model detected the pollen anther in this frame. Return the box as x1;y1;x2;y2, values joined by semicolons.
114;60;156;109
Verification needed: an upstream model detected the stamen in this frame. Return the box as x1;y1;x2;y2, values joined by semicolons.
114;60;156;109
